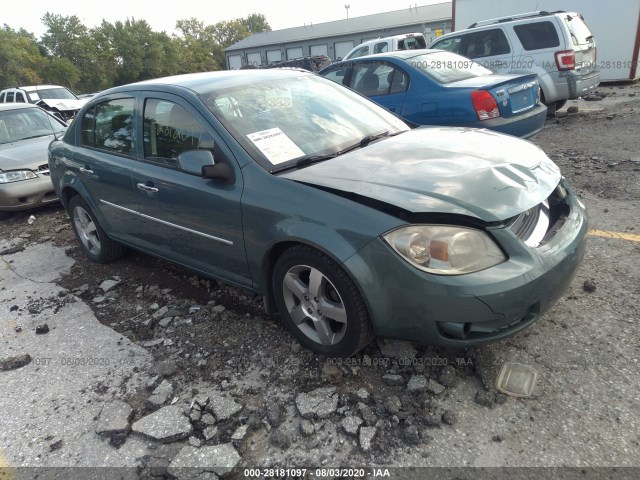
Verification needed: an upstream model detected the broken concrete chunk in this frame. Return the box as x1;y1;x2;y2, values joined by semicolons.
132;405;192;442
407;375;428;392
96;401;132;435
99;279;120;292
167;444;240;478
295;386;338;419
147;380;174;408
205;391;242;421
359;426;377;451
341;416;363;435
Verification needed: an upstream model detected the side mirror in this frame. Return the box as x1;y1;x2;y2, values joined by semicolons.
177;150;215;175
202;163;235;185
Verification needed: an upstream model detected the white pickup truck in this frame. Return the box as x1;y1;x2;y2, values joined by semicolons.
341;33;427;60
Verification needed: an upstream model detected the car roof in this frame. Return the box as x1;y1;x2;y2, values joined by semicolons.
101;69;311;96
329;48;446;66
1;85;65;92
0;103;40;112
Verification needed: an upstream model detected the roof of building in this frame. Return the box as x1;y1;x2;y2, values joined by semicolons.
225;2;452;52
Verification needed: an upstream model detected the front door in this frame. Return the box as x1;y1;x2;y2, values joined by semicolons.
128;95;250;288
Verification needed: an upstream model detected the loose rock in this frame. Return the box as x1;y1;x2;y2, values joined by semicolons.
167;444;240;478
407;375;427;392
132;405;192;442
35;324;49;335
377;339;417;361
147;380;174;408
0;354;32;372
359;426;377;451
96;401;132;436
206;391;242;421
426;379;445;395
583;280;596;293
341;416;362;435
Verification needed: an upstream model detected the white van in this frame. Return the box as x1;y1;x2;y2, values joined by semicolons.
342;33;427;61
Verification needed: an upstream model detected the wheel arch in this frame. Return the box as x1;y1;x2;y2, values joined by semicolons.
259;238;367;318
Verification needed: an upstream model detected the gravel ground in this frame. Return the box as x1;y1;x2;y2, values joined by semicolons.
1;82;639;479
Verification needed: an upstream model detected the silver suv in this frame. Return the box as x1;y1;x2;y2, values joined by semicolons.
428;11;599;114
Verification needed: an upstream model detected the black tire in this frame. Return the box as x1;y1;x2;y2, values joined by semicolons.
68;196;126;263
272;244;373;357
555;99;568;111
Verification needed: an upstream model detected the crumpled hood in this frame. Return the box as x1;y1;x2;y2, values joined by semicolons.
38;98;86;112
0;136;54;171
282;127;561;222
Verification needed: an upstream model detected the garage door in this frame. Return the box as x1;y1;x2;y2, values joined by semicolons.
266;50;282;64
310;44;328;57
247;52;261;67
228;55;241;70
287;47;303;60
334;41;354;60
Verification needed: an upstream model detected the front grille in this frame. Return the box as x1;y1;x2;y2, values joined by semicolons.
37;164;50;176
506;184;570;248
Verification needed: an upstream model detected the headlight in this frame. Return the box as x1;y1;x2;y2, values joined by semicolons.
0;170;38;184
383;225;506;275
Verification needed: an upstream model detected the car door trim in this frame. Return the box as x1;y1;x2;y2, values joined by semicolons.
100;199;234;245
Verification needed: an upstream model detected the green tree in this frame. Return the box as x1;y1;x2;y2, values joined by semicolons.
175;18;223;72
241;13;271;35
0;26;44;89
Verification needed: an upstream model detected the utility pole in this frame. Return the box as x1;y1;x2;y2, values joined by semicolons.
345;4;350;19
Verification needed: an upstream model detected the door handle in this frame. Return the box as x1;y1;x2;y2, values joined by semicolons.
136;183;159;193
79;167;94;175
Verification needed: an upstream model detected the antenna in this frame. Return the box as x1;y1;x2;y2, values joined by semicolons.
345;4;350;19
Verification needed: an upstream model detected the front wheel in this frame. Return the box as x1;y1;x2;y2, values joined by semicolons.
68;196;126;263
272;245;373;357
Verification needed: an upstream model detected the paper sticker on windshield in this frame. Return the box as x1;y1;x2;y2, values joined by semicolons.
247;128;304;165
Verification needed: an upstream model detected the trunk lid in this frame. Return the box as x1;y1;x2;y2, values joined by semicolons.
448;73;540;118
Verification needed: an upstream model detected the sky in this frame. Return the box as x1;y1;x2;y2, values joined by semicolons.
2;0;447;39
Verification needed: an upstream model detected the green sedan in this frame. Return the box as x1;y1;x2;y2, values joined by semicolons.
48;69;588;357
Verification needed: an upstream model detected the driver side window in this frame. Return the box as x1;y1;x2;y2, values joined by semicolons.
143;99;214;168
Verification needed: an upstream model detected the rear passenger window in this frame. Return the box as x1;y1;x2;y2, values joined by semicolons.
350;62;408;96
514;22;560;50
15;92;26;103
143;99;214;168
6;92;15;102
460;29;511;59
81;98;134;156
322;67;348;85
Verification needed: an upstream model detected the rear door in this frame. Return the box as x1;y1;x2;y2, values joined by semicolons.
73;96;137;235
348;61;408;113
128;94;250;287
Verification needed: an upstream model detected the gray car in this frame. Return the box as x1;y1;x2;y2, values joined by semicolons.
0;103;67;219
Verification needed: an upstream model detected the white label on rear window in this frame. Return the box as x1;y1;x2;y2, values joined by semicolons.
247;127;304;165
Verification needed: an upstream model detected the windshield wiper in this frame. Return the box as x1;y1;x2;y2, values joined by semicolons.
295;153;339;168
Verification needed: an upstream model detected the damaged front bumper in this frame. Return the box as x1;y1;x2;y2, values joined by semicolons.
342;181;589;347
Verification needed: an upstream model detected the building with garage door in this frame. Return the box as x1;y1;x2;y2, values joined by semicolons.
225;2;452;69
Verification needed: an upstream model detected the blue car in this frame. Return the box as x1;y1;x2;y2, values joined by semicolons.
319;49;547;138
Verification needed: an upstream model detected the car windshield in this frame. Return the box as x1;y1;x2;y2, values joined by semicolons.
36;87;78;100
409;51;493;84
200;74;409;171
0;108;67;144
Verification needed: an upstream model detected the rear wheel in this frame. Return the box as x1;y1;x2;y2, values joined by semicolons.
68;196;126;263
555;99;568;111
272;245;373;357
